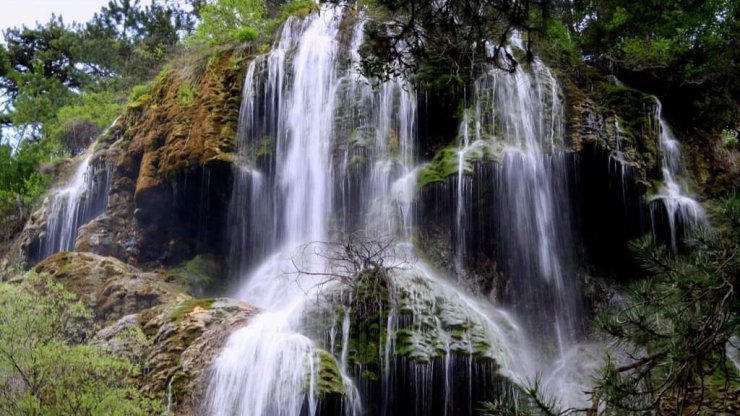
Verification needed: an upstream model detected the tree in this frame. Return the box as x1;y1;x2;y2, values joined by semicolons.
82;0;201;86
0;16;85;100
0;17;83;133
330;0;553;87
189;0;267;44
590;193;740;413
0;274;161;415
573;0;740;130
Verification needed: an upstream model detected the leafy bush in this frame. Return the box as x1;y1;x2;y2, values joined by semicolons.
0;140;57;237
128;82;151;103
47;91;123;148
279;0;318;20
0;274;162;415
178;84;198;106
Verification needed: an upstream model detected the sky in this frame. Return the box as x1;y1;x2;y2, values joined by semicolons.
0;0;152;41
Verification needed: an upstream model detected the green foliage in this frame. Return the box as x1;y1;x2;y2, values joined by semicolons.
0;139;57;238
279;0;319;20
129;82;152;103
479;397;533;416
616;36;677;71
189;0;267;45
479;376;564;416
574;0;740;129
340;0;551;87
186;0;324;47
47;91;124;153
316;349;345;395
591;193;740;413
0;1;202;234
416;147;460;188
534;19;581;70
178;84;198;106
0;273;162;415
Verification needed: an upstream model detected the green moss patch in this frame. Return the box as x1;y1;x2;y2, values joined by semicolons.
167;298;215;322
417;147;460;188
167;254;223;296
316;349;345;395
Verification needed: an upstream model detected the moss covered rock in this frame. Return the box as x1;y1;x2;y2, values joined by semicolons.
96;296;257;416
72;49;250;267
30;251;182;324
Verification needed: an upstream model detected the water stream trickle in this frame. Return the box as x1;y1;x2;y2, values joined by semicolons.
37;148;112;260
450;37;589;407
649;100;706;250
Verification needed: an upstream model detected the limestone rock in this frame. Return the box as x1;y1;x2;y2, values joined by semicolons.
31;251;182;323
96;297;257;415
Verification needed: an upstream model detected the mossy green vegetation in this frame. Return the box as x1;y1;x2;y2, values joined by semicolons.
416;133;503;189
168;254;223;296
309;260;507;387
316;349;345;395
593;82;661;178
417;147;461;188
167;298;215;322
177;84;198;106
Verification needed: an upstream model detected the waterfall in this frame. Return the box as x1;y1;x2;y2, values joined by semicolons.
210;10;352;416
649;100;706;250
449;36;590;406
208;5;532;415
37;148;112;260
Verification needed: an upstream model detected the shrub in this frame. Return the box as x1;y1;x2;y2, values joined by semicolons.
0;274;162;415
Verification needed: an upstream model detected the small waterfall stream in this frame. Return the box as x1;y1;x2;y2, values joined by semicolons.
37;148;112;260
649;100;706;250
451;37;588;406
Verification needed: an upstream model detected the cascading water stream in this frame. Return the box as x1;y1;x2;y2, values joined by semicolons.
649;100;706;250
209;9;356;416
208;5;533;416
451;36;589;405
37;148;112;261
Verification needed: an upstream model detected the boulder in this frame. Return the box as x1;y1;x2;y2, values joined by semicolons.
31;251;182;323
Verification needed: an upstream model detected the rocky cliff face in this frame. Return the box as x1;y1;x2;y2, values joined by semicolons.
31;251;182;323
14;49;249;271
